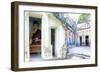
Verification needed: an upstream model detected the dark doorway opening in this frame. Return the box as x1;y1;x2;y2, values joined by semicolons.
80;36;82;46
51;29;56;57
29;17;41;60
85;35;89;46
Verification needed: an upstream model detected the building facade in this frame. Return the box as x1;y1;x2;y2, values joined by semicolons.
76;23;90;46
24;11;68;61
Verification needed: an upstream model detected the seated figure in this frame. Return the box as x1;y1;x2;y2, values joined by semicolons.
31;28;41;45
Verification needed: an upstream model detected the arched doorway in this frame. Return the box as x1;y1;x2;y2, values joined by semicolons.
29;17;41;61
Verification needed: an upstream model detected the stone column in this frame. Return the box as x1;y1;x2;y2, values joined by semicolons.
24;11;30;62
41;13;52;59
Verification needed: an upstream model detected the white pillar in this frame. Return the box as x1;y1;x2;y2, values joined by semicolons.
41;13;52;59
24;11;30;61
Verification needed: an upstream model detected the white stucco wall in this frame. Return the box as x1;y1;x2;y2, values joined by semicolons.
41;13;65;59
41;13;52;59
48;14;65;58
24;11;30;61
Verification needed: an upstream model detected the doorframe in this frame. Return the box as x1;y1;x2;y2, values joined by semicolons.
51;28;56;56
50;26;57;57
25;12;43;61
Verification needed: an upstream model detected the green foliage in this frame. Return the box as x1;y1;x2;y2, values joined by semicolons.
78;14;90;24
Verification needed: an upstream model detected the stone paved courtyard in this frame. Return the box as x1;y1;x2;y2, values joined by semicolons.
30;46;90;61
